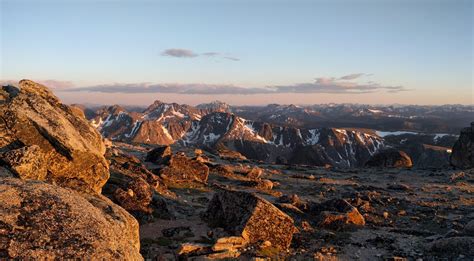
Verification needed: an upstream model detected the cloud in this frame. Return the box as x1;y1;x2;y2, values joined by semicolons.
65;74;410;95
162;48;239;61
202;52;220;56
223;56;240;61
161;48;198;58
1;79;74;89
339;73;367;80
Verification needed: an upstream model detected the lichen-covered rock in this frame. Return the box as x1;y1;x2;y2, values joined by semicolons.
0;80;108;193
450;122;474;169
204;188;295;250
0;178;142;260
145;145;172;165
159;154;209;183
365;149;412;168
0;145;47;180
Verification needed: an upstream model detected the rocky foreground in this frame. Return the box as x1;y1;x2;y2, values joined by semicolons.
0;80;473;260
109;142;473;260
0;80;141;259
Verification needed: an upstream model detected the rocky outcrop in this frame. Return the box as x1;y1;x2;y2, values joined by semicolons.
0;80;109;193
450;122;474;169
0;178;142;260
365;149;413;168
204;188;295;250
159;154;209;183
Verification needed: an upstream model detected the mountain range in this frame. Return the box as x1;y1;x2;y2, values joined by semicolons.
82;100;466;168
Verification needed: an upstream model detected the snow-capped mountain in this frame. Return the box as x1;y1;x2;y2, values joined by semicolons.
181;112;384;167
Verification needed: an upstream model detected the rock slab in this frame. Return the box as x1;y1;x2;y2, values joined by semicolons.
159;154;209;183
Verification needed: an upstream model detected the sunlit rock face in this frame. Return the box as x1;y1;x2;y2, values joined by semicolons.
0;80;109;194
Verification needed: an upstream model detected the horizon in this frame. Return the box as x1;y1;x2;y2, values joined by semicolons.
1;0;473;105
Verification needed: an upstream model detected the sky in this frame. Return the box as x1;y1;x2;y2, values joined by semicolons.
1;0;473;105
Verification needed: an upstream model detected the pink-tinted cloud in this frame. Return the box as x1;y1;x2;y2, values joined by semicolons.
64;74;409;94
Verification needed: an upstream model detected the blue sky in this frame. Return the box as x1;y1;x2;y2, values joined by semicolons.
1;0;472;105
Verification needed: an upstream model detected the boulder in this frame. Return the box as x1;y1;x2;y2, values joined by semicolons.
258;179;274;190
211;164;234;176
145;145;172;165
204;188;295;250
159;154;209;183
0;178;142;260
246;166;264;179
365;149;412;168
309;198;365;230
114;177;153;214
0;80;109;193
450;122;474;169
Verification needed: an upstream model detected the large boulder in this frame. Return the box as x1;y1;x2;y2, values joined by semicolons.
365;149;413;168
204;188;295;250
159;154;209;183
0;178;142;260
450;122;474;169
0;80;109;193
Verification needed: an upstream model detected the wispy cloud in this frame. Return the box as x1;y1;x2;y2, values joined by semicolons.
162;48;239;61
201;52;220;56
161;48;198;58
339;73;367;80
64;74;410;95
223;56;240;61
